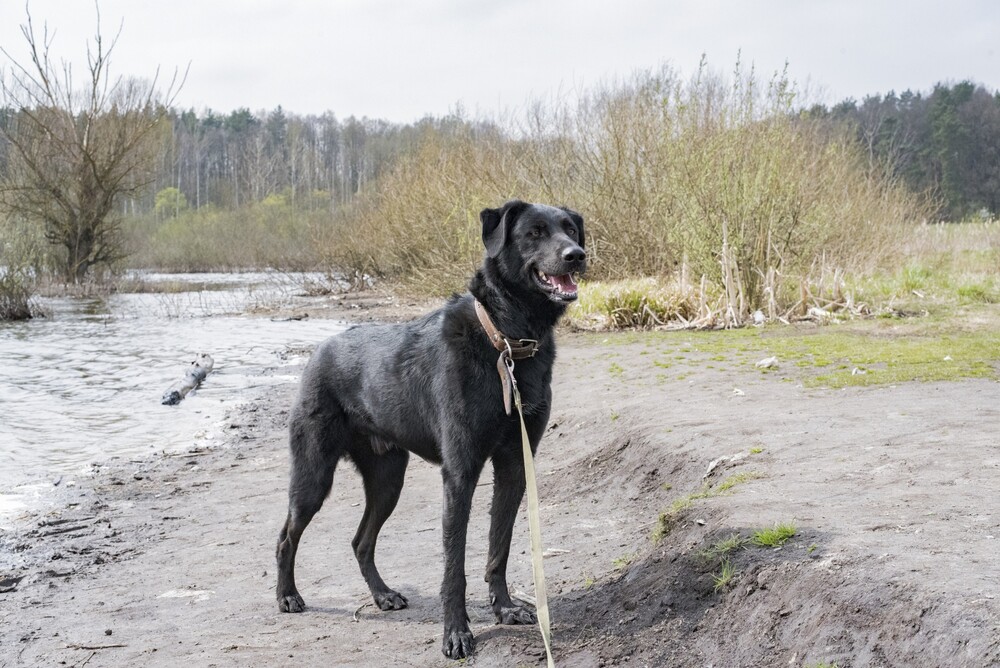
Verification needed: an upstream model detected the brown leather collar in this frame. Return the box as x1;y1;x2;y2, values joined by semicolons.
474;299;539;359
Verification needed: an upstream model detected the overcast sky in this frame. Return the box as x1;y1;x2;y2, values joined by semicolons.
1;1;997;122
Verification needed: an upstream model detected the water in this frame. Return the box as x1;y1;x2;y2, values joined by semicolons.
0;273;345;500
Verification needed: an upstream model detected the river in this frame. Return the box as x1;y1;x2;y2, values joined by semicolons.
0;272;345;515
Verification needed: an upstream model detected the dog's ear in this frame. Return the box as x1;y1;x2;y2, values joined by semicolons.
561;207;585;249
481;200;529;258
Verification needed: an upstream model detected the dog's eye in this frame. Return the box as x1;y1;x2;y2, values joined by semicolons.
566;227;577;238
528;227;544;238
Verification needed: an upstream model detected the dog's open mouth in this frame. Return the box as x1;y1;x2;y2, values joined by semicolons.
534;269;579;301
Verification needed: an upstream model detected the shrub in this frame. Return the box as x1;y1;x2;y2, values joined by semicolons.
0;218;46;320
0;267;35;320
125;201;329;271
328;60;931;312
567;278;700;329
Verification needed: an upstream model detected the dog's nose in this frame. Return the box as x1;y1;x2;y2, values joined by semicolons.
562;247;586;264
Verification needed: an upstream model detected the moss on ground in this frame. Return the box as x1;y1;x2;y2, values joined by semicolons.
579;305;1000;389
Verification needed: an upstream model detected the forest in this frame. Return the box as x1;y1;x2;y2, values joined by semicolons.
809;81;1000;219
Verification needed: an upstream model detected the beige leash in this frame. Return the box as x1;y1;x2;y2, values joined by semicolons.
503;350;555;667
475;299;554;665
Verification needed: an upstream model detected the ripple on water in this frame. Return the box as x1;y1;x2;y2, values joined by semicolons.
0;275;345;497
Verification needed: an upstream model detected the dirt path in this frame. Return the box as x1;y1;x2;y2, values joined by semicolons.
2;327;998;667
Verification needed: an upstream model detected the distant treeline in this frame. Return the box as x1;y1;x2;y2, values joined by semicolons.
808;81;1000;219
3;80;993;224
142;108;497;215
143;79;1000;221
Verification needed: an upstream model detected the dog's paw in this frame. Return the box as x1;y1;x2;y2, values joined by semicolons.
374;590;408;611
277;593;306;613
441;626;475;659
495;603;537;625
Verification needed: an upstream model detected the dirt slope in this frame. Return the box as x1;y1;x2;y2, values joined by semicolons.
1;330;998;667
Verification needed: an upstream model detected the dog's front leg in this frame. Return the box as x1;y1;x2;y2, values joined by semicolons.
485;449;537;625
440;466;478;659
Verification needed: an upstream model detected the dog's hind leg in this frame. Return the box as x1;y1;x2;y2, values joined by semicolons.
276;410;341;613
350;445;410;611
484;448;537;625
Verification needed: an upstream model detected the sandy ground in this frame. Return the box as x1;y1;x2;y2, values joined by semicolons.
2;301;999;667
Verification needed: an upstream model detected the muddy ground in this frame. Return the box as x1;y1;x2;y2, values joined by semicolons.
1;299;998;667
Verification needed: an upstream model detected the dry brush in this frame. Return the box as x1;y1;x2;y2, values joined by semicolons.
328;62;931;323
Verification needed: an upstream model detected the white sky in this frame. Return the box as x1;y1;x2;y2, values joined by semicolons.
1;1;997;123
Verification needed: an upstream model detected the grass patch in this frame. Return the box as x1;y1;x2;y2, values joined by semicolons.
956;279;1000;304
713;471;763;494
703;533;748;558
593;315;1000;389
612;552;638;570
568;278;699;330
804;333;1000;388
652;471;763;543
712;558;738;593
751;523;797;547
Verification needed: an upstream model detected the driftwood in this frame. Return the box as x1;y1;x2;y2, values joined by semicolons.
161;354;214;405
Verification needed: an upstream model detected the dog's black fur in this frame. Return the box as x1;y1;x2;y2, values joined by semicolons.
275;200;586;659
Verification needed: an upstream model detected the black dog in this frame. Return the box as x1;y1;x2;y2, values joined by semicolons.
275;200;586;659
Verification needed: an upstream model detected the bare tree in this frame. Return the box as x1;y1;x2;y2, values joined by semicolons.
0;6;183;282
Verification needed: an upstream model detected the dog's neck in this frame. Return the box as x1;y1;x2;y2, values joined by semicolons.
469;264;565;343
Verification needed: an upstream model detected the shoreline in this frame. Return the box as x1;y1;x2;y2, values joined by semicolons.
1;296;999;666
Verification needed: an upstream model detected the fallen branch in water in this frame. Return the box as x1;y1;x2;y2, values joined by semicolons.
161;354;214;406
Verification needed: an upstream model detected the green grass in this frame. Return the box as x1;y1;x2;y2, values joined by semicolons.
589;315;1000;389
751;523;797;547
652;472;763;543
713;471;763;494
567;278;699;330
956;279;1000;303
804;333;999;388
612;552;638;570
712;558;738;592
703;533;747;558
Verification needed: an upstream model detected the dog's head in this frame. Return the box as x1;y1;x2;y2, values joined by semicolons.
480;200;587;303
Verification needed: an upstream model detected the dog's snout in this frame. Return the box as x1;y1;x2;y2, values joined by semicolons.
562;246;586;264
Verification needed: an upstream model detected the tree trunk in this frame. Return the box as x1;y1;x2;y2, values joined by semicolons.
65;243;90;283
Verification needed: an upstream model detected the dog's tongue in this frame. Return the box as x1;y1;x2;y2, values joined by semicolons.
547;273;578;295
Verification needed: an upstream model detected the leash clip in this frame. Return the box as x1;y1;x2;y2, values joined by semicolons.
503;339;516;374
497;340;517;416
